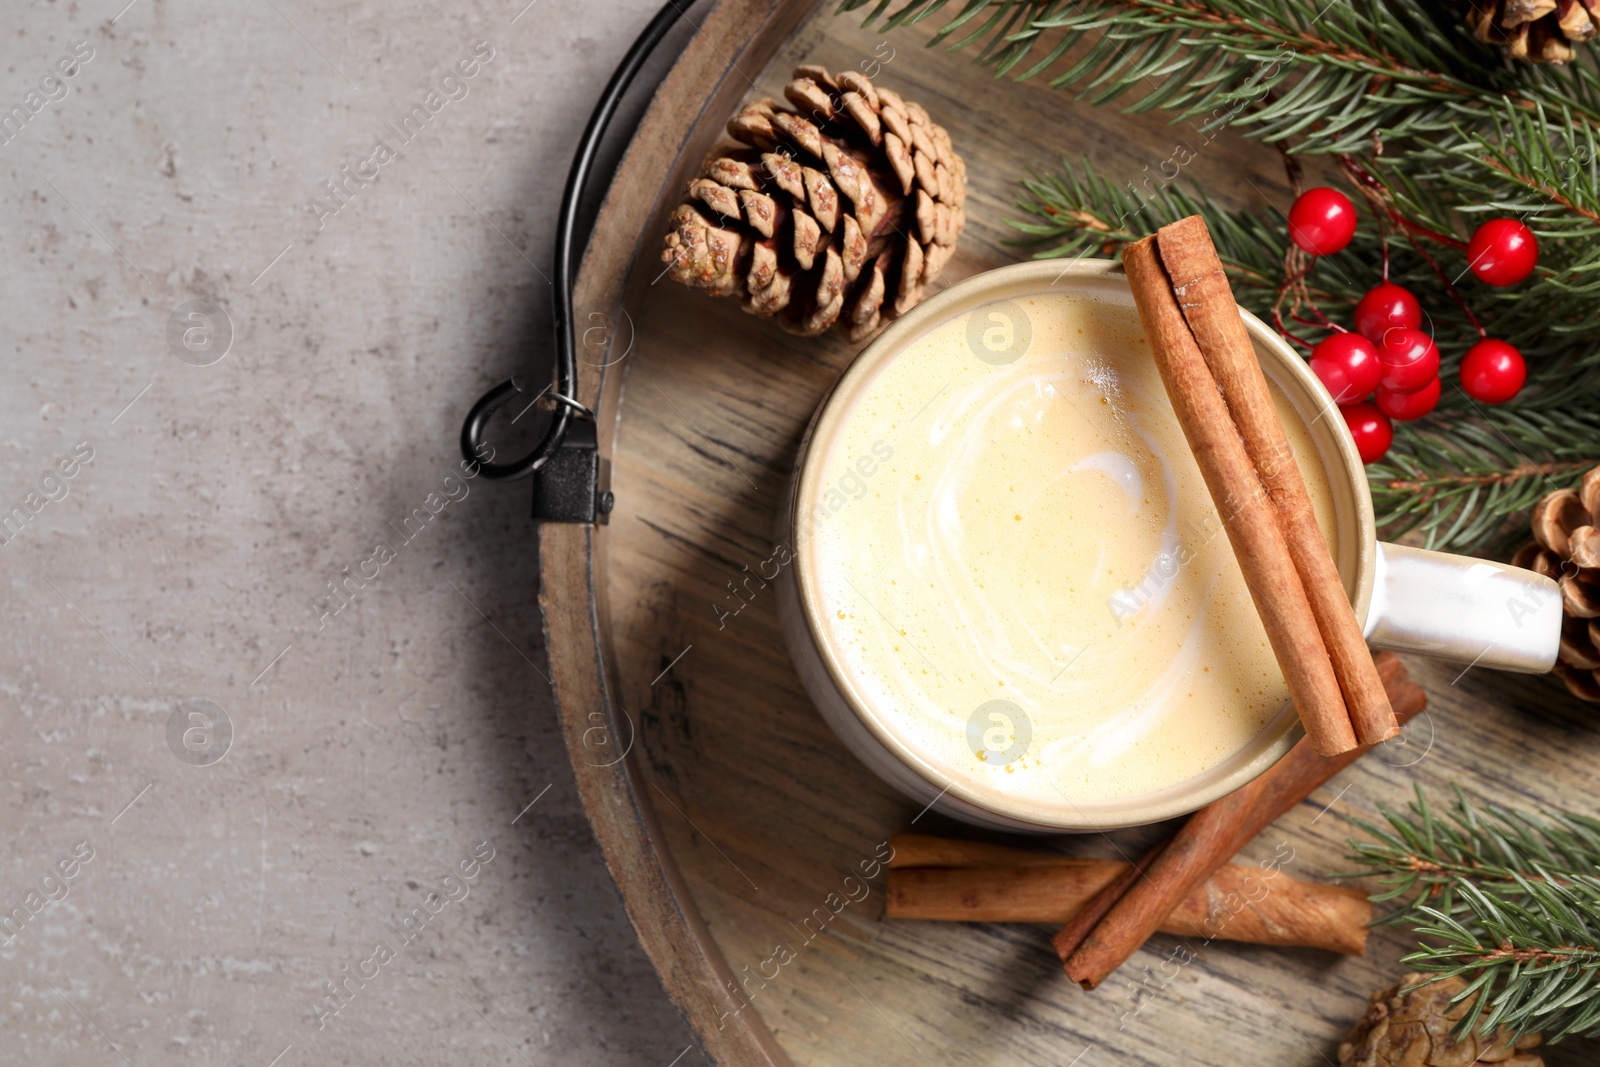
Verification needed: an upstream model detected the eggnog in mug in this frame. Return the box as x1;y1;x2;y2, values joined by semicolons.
799;290;1337;819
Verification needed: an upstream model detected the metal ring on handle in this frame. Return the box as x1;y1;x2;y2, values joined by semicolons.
458;0;692;482
545;390;596;419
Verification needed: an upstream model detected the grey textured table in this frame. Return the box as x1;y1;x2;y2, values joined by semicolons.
0;2;703;1063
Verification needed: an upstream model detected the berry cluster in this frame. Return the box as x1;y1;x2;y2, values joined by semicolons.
1286;187;1536;464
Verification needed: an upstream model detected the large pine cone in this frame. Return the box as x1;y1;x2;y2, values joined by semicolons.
1339;973;1544;1067
660;65;965;341
1512;465;1600;700
1464;0;1596;63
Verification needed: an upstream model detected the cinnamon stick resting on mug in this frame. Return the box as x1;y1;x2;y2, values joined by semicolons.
1057;650;1427;989
886;836;1370;956
1123;231;1358;756
1157;217;1397;747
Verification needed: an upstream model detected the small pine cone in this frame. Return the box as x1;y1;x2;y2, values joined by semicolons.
1463;0;1593;63
660;66;965;342
1513;464;1600;700
1338;973;1545;1067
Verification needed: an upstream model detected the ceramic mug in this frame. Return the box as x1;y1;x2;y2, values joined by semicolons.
776;260;1563;833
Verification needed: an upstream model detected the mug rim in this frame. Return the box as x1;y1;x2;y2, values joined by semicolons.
790;259;1376;831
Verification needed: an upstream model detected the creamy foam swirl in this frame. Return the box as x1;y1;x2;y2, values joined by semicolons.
805;292;1335;813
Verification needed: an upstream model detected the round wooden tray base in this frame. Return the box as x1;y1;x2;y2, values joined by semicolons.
549;3;1600;1063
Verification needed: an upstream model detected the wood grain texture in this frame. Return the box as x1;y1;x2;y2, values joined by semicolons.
552;2;1600;1063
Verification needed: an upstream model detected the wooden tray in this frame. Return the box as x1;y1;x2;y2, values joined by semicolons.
547;2;1600;1062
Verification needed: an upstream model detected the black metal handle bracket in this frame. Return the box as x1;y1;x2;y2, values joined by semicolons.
458;378;612;523
533;419;613;524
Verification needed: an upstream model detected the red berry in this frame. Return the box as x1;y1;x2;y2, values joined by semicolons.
1376;376;1441;421
1467;218;1538;286
1341;401;1393;464
1459;338;1527;404
1309;332;1382;403
1288;187;1358;256
1353;283;1422;343
1377;328;1440;392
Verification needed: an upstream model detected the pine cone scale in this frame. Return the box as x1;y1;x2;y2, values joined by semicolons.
1503;0;1557;28
739;189;778;239
690;178;741;221
842;93;881;144
1559;618;1600;667
785;78;834;121
1562;578;1600;617
707;158;759;191
792;211;821;270
1532;487;1588;555
841;215;866;282
803;166;839;231
1557;0;1598;38
763;152;803;200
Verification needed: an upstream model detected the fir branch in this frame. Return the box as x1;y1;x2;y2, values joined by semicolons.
1370;409;1600;548
1379;102;1600;266
1012;161;1340;300
846;0;1600;547
1348;785;1600;911
1011;155;1600;550
1401;882;1600;1042
840;0;1600;152
846;0;1600;250
1348;787;1600;1042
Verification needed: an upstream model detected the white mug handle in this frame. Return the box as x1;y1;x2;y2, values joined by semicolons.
1365;542;1561;673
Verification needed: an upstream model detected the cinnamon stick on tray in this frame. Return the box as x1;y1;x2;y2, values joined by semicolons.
1049;836;1169;960
885;838;1371;956
1157;217;1397;746
1059;651;1427;989
1123;235;1358;756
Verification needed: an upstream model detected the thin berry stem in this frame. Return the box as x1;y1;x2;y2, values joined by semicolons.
1337;155;1467;250
1292;306;1332;328
1273;250;1322;350
1273;298;1316;350
1273;146;1331;349
1334;154;1484;336
1380;217;1391;283
1403;231;1487;337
